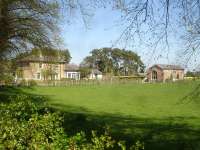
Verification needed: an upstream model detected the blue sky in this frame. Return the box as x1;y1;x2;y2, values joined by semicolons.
60;7;197;70
61;8;123;63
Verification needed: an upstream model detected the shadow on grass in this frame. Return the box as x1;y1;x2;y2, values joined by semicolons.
52;103;200;150
1;86;200;150
0;86;48;107
180;83;200;104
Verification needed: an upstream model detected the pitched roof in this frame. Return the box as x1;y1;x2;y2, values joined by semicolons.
65;63;79;71
91;69;102;75
17;55;66;63
152;64;184;70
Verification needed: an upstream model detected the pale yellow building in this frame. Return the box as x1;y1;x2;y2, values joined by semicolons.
16;55;66;80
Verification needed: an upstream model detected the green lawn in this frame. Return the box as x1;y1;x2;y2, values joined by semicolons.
23;81;200;149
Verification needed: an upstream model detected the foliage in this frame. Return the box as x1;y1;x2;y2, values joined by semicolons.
79;66;91;78
186;71;200;78
80;47;145;76
27;80;37;87
18;79;27;86
0;0;59;58
41;68;56;81
0;59;15;85
0;95;67;149
0;93;143;150
59;49;72;63
0;74;14;85
18;80;37;87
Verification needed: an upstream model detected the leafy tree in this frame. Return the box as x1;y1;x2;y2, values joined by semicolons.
59;49;72;63
41;68;56;81
0;59;15;84
79;66;91;78
0;0;59;58
80;47;144;76
186;71;200;77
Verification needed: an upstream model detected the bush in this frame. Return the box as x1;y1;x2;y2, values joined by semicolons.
0;74;14;85
27;80;37;86
18;79;27;86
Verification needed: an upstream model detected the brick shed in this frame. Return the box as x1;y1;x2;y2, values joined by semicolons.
147;64;184;82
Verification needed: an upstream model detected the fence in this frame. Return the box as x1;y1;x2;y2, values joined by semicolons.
35;76;144;86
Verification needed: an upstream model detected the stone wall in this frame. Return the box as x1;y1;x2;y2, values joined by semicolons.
18;62;66;80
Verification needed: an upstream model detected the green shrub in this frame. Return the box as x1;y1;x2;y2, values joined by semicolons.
27;80;37;86
18;79;27;86
0;74;14;85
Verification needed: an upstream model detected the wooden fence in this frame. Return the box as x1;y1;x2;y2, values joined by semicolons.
36;76;144;86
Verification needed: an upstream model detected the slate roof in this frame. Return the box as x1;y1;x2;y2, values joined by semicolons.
65;63;80;71
91;69;102;75
17;55;66;63
152;64;184;70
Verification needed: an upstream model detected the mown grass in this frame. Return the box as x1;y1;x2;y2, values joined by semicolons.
20;81;200;149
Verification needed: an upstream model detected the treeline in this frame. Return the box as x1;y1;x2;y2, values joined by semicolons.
80;48;145;77
185;71;200;78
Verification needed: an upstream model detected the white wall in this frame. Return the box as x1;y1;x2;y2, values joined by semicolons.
65;71;80;80
89;73;102;80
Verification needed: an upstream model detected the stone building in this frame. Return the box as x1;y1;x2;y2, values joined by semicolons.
147;64;184;82
16;55;66;80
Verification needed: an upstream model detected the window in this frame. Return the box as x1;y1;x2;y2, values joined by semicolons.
37;73;41;79
68;73;71;78
177;73;179;79
72;73;76;79
53;65;59;70
152;71;157;80
55;74;58;80
39;63;42;68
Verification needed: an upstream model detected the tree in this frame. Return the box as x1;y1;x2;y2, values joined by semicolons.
80;47;144;76
111;0;200;65
1;0;200;62
59;49;71;63
0;0;59;58
62;0;200;65
111;48;144;75
0;58;14;84
186;71;200;77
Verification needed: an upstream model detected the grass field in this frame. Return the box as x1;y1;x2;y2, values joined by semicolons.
22;81;200;149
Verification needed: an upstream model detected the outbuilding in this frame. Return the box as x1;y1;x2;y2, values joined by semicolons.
147;64;184;82
65;64;80;80
89;69;103;80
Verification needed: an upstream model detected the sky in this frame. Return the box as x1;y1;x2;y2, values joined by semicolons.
61;8;123;63
60;6;198;70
